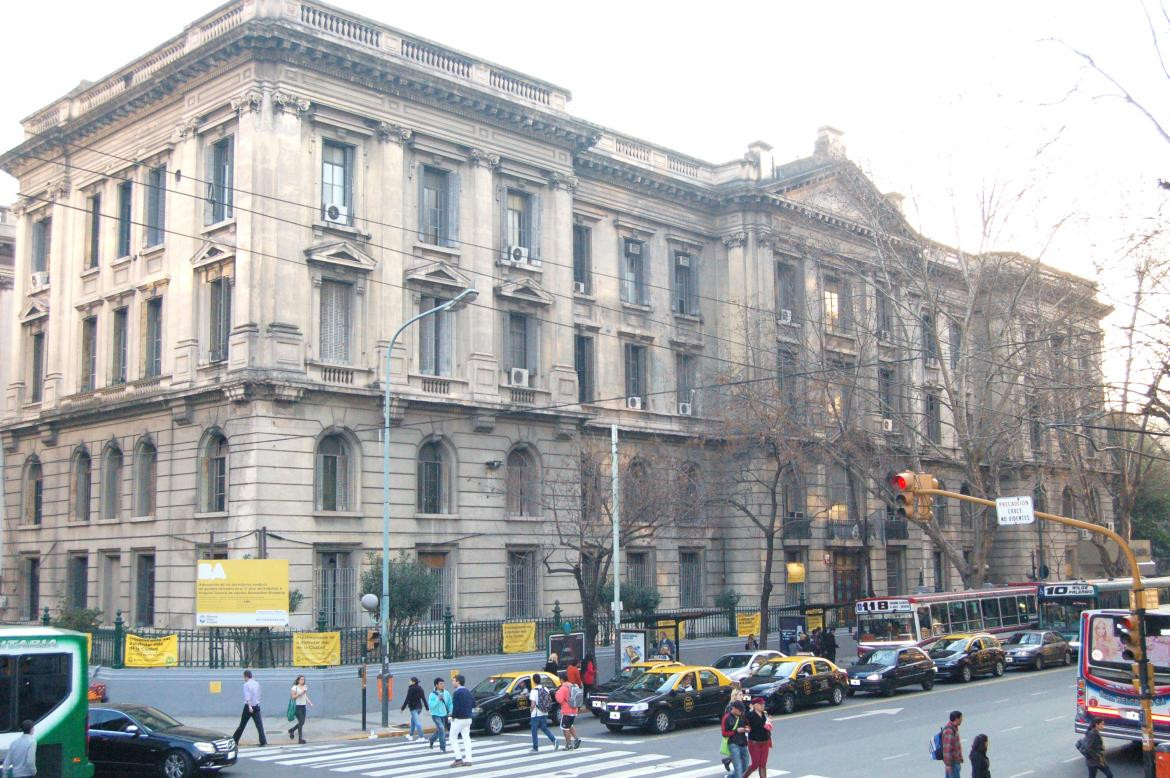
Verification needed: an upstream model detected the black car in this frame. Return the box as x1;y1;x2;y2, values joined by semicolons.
88;703;236;778
846;646;936;696
1001;630;1073;670
587;660;681;717
927;633;1006;682
603;666;733;734
469;671;561;735
743;657;849;714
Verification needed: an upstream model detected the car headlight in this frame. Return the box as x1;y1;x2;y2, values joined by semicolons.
194;742;216;754
866;674;882;681
630;702;649;712
472;707;482;716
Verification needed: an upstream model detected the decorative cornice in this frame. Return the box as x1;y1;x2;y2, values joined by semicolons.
230;89;264;115
175;117;199;139
721;232;746;249
272;90;310;116
574;152;720;209
469;148;500;168
376;121;413;144
548;172;579;191
48;176;71;201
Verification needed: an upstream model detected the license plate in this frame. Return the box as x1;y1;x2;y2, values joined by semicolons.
1005;657;1013;663
1123;710;1141;721
609;711;621;720
849;679;860;686
592;700;602;708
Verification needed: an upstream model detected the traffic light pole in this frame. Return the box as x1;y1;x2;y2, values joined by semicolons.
909;485;1155;778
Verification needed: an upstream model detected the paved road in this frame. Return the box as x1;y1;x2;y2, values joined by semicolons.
222;663;1151;777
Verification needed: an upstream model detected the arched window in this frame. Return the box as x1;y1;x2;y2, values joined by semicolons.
1061;485;1075;519
781;466;804;518
417;441;447;514
134;439;157;517
624;458;652;521
73;448;92;522
316;433;352;512
679;462;702;524
506;447;539;517
101;444;123;520
200;432;229;513
22;456;44;525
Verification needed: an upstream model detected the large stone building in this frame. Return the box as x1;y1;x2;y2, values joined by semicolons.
0;0;1111;629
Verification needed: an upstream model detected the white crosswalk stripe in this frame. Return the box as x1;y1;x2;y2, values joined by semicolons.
236;735;727;777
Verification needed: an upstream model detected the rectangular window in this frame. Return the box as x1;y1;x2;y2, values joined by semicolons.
418;551;455;622
626;550;650;589
206;136;234;224
505;190;531;249
145;298;163;378
775;262;799;315
878;366;898;416
29;331;45;403
875;288;893;337
507;313;534;372
31;217;51;274
574;334;594;403
826;360;853;418
679;550;702;608
321;140;354;225
208;277;232;363
319;279;352;364
777;349;797;405
116;180;132;257
885;549;904;596
933;551;946;592
81;316;98;392
68;555;88;610
145;165;166;247
673;252;698;314
313;551;358;628
418;296;452;377
420;166;449;245
949;320;963;370
135;554;155;627
572;224;592;293
823;277;851;332
676;352;695;410
86;195;102;269
624;343;646;402
922;313;939;363
111;307;128;385
209;449;227;513
24;558;40;620
621;239;646;304
926;392;942;444
101;554;120;624
505;549;538;619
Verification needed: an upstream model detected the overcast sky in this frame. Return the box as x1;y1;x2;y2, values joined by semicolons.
2;0;1167;311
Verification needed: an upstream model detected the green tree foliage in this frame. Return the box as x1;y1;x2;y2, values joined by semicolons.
1132;460;1170;559
599;581;661;619
50;607;103;632
359;551;440;660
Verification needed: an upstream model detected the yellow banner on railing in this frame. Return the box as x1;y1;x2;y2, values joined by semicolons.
656;619;686;641
124;634;179;667
736;612;762;638
293;632;341;666
502;621;536;654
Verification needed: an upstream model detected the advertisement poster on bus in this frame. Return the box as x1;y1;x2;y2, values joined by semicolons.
195;559;289;627
619;631;647;668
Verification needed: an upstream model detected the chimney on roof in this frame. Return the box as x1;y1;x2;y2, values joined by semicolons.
814;126;846;159
747;140;774;179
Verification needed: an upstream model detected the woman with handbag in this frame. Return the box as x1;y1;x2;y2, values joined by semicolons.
288;675;312;743
743;696;772;778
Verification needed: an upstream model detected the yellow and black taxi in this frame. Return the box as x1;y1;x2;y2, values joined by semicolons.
927;632;1006;682
470;670;561;735
587;660;682;717
743;656;849;714
603;665;733;734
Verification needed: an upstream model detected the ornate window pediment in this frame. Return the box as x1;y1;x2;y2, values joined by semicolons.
495;277;554;306
404;260;471;292
190;242;236;270
304;240;376;273
19;300;49;323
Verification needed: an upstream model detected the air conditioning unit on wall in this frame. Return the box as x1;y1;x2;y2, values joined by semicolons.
573;281;587;294
30;271;50;290
678;402;693;416
508;245;530;264
881;418;894;433
509;368;529;387
323;203;349;225
626;396;643;410
778;309;793;325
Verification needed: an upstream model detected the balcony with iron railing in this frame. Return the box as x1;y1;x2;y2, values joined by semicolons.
781;515;812;541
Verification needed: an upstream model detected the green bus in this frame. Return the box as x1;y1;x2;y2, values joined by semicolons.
1;627;94;777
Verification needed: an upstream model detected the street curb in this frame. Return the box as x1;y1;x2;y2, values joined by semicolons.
341;725;434;741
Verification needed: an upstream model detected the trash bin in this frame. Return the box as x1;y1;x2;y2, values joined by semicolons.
1156;741;1170;778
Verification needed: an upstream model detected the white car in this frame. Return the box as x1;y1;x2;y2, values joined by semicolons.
711;650;786;681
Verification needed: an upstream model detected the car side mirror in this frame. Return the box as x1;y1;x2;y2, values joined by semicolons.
125;725;140;736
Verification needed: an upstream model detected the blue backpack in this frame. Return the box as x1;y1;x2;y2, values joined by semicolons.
929;728;944;760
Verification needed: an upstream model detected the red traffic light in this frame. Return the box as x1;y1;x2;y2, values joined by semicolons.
891;471;914;491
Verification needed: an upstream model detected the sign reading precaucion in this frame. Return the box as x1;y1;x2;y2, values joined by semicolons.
996;495;1035;526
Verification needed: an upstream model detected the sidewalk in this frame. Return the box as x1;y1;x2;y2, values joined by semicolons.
181;708;428;746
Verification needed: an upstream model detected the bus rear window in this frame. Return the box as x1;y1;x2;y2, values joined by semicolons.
16;654;71;725
1087;614;1170;672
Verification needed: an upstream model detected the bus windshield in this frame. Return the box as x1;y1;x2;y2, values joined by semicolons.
856;612;916;642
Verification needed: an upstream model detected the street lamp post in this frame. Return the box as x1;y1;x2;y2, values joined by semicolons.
380;287;477;729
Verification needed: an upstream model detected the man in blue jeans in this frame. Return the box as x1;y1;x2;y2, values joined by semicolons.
941;710;963;778
527;675;559;753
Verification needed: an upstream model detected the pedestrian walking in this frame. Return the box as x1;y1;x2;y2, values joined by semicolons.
744;634;759;651
427;677;452;752
449;674;474;767
566;658;583;688
811;628;823;657
742;696;773;778
721;682;745;772
527;674;559;753
582;654;597;695
969;733;990;778
1081;716;1113;778
232;670;268;746
822;628;838;662
544;652;559;675
721;700;750;778
1;720;37;778
555;673;582;750
941;710;963;778
401;677;427;741
797;631;811;652
287;675;312;744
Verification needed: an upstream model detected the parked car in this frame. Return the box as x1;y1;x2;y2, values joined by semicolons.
587;660;681;717
846;646;936;696
928;632;1006;682
88;703;236;778
710;650;786;682
1001;630;1073;670
603;665;733;734
743;656;848;714
470;671;561;735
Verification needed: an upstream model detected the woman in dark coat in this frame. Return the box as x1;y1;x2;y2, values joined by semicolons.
969;733;990;778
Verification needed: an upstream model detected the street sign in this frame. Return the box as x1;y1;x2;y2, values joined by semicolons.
996;495;1035;525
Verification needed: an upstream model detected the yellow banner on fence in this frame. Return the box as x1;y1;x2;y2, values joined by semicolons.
805;608;824;632
736;612;762;638
656;619;686;641
195;559;289;627
786;562;806;584
293;632;341;666
502;621;536;654
124;634;179;667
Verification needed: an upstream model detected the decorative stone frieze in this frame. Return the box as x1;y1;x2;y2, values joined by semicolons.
376;121;413;144
272;90;311;116
721;232;747;249
230;89;264;115
547;172;578;191
469;148;500;168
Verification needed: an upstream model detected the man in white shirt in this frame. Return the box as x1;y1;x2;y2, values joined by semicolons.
231;669;268;746
2;720;37;778
527;675;559;753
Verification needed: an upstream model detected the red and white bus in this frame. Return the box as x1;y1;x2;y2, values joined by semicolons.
854;585;1040;654
1076;607;1170;743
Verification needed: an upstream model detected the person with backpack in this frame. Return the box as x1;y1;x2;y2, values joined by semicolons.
527;675;559;753
1080;716;1112;777
721;683;746;772
969;733;990;778
555;674;583;750
427;677;452;752
941;710;963;778
721;699;750;778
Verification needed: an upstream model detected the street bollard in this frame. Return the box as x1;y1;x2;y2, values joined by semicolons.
359;665;368;732
443;607;454;660
41;607;51;626
113;611;125;669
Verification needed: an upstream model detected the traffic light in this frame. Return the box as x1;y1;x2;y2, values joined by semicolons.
917;473;939;522
366;628;381;653
892;471;918;521
1114;615;1143;662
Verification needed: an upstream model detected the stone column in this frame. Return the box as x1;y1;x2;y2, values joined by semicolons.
226;89;263;373
545;172;579;405
374;122;412;384
465;148;501;401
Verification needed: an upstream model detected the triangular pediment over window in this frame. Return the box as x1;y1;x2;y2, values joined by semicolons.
304;240;376;272
190;241;236;270
495;277;554;306
404;260;472;292
769;159;914;238
19;299;48;322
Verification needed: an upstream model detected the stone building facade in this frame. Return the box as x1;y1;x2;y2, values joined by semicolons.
0;0;1111;628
